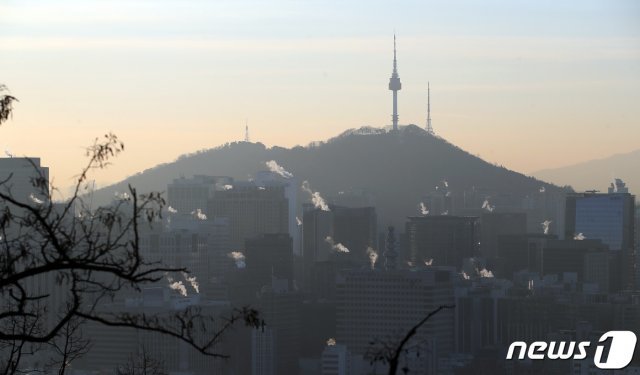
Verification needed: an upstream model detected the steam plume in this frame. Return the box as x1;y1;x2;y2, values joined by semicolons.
418;202;429;215
223;184;233;190
228;251;246;268
539;186;546;193
325;236;349;253
461;271;470;280
302;181;329;211
191;208;207;220
424;258;433;266
482;199;495;212
166;275;187;296
296;216;302;226
327;338;336;346
167;206;178;214
574;233;586;240
182;272;200;294
29;194;44;205
114;191;130;201
366;247;378;270
265;160;293;179
477;268;494;278
541;220;552;235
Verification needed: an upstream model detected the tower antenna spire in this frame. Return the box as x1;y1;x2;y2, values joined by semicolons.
244;119;250;142
388;34;402;132
426;82;434;135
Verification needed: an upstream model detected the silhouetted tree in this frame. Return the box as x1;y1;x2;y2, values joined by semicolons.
0;86;261;372
365;304;455;375
44;318;91;375
116;346;168;375
0;85;17;125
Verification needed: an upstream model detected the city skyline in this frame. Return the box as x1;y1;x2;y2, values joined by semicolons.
1;0;639;191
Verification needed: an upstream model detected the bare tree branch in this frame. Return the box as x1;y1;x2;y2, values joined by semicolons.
365;304;455;375
0;127;261;370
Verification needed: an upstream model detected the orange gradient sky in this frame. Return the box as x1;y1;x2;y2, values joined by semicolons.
1;0;639;192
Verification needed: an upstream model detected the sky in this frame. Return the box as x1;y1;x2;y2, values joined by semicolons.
1;0;639;192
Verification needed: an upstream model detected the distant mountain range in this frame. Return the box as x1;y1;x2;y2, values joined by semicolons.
533;149;640;194
91;125;564;227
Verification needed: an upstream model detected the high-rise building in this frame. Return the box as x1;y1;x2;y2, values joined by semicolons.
245;233;294;292
77;291;231;374
254;279;302;375
321;342;351;375
497;233;555;279
254;170;300;255
479;212;527;259
335;266;455;374
167;175;231;215
565;185;635;290
139;215;231;297
252;326;276;375
0;157;49;205
406;215;479;268
302;204;377;297
331;205;377;263
454;278;510;355
302;205;334;291
208;182;289;250
541;239;610;292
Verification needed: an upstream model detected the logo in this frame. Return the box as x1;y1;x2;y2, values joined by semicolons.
506;330;637;370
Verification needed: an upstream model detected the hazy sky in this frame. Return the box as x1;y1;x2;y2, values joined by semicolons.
1;0;639;191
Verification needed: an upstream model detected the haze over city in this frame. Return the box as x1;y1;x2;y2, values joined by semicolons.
2;2;640;374
1;0;639;191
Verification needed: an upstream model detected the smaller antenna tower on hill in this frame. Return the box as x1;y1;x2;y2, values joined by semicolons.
426;82;434;135
244;119;250;142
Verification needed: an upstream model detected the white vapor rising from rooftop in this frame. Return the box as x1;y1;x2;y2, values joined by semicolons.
541;220;552;235
166;275;187;296
228;251;246;268
419;202;429;215
167;206;178;214
482;199;495;212
265;160;293;179
443;180;449;188
424;258;433;266
191;208;207;220
29;193;44;205
223;184;233;190
477;268;494;278
539;186;546;193
461;271;470;280
182;272;200;294
302;180;330;211
574;233;586;240
366;247;378;270
114;191;130;201
296;216;302;226
325;236;349;253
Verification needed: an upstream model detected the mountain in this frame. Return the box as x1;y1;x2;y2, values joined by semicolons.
91;125;564;227
532;149;640;193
